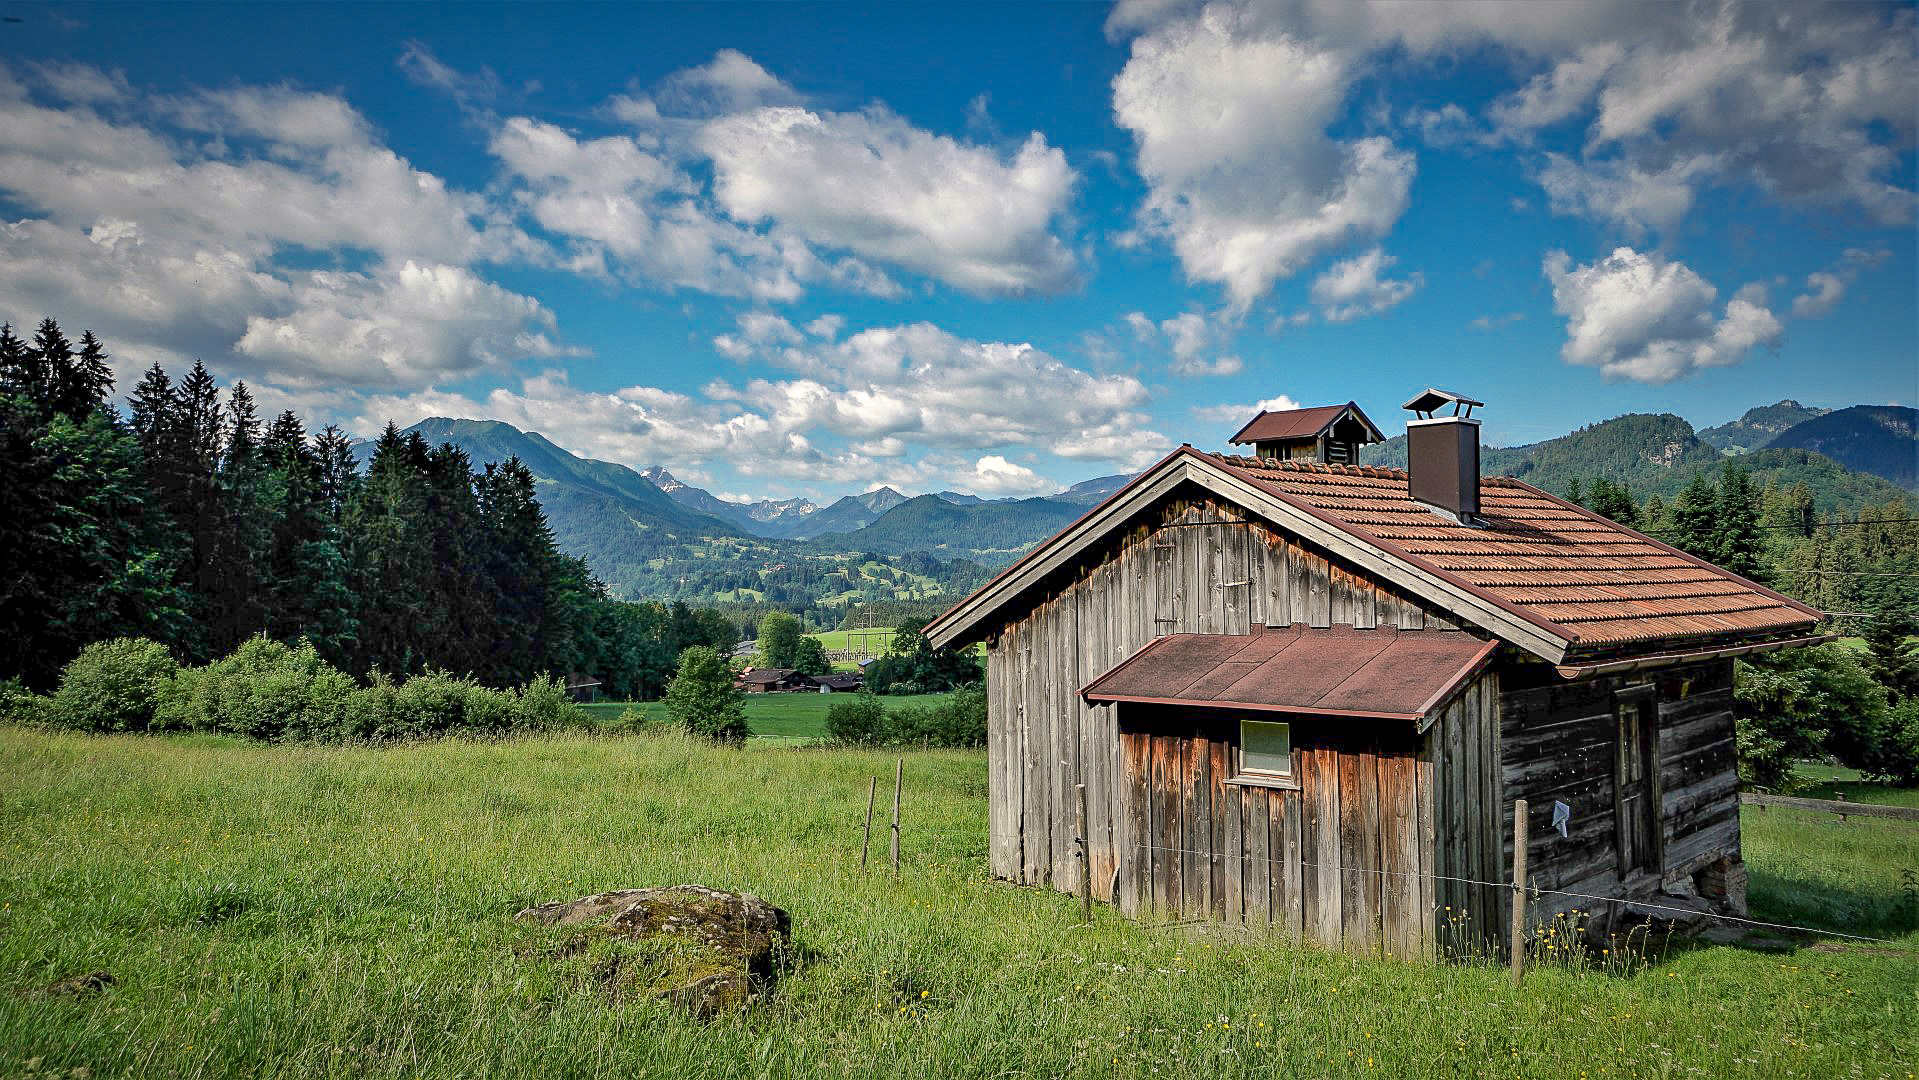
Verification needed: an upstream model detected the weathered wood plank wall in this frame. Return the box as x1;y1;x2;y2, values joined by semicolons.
984;487;1474;952
1119;715;1452;955
1496;657;1741;927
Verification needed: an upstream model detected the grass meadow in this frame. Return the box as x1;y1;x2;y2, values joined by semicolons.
1;727;1914;1078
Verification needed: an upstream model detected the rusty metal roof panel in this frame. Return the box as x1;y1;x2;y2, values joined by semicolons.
1082;625;1497;721
1228;403;1383;445
1209;453;1821;660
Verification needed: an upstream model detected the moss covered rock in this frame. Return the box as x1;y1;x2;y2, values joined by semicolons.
515;885;790;1016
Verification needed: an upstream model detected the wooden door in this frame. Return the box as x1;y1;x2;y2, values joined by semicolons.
1615;692;1658;876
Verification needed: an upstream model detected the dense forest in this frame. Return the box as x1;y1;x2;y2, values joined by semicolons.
0;318;733;699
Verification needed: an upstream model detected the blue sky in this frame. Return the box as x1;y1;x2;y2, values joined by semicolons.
0;1;1913;501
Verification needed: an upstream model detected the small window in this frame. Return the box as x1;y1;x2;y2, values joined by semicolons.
1240;719;1293;778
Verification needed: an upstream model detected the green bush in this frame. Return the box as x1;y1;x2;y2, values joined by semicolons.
1856;697;1919;786
48;638;180;732
829;685;986;748
884;684;987;748
342;670;578;741
155;635;354;741
0;678;53;728
515;674;577;732
825;690;889;745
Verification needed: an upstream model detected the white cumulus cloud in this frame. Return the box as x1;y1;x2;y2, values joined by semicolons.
1111;3;1414;310
1544;247;1782;383
1308;248;1422;322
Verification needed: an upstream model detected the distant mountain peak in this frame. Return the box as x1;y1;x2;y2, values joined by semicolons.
1699;400;1832;455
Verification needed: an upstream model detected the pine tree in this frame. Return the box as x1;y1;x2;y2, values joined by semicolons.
313;425;358;522
28;318;71;416
58;330;113;419
343;423;435;675
0;323;39;405
127;364;176;450
1670;471;1720;562
1565;476;1584;507
1862;603;1919;702
477;457;560;683
1713;460;1767;582
206;382;271;649
1586;477;1640;527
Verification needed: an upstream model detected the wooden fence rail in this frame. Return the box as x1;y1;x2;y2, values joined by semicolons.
1740;792;1919;823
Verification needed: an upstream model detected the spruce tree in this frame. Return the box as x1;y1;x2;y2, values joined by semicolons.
313;425;359;522
1713;460;1767;582
1863;603;1919;703
209;382;271;649
1586;477;1640;527
0;323;39;404
63;330;113;419
1670;471;1720;562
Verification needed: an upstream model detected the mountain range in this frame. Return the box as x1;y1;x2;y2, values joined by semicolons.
1363;401;1915;507
374;398;1912;607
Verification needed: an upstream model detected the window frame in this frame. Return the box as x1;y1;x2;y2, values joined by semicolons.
1227;716;1299;791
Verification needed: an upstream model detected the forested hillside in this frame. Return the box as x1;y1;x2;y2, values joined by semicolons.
1766;405;1917;491
1698;400;1829;453
1363;410;1911;516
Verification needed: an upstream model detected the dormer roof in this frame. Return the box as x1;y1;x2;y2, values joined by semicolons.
1228;402;1384;445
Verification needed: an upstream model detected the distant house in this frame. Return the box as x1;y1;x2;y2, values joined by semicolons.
563;672;603;704
925;391;1827;956
811;673;864;693
736;667;809;693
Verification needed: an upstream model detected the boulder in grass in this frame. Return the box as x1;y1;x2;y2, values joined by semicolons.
515;885;791;1016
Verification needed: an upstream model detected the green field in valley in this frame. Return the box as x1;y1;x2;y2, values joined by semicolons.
580;693;953;740
1;727;1914;1078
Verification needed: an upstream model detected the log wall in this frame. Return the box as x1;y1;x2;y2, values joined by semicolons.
1497;657;1741;925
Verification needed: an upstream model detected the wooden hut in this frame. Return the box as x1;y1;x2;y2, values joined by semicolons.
924;391;1827;956
736;667;809;693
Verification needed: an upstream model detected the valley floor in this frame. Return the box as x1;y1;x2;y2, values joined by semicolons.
1;729;1913;1078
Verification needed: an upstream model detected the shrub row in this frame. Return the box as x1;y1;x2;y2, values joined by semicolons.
23;635;582;741
824;685;985;748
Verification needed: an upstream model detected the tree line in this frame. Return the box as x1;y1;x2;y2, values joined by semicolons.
0;317;733;697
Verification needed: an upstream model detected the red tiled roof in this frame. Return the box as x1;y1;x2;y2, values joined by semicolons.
1207;453;1821;655
1082;624;1496;720
1229;403;1374;444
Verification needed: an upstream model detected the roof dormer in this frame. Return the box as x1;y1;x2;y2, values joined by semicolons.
1227;402;1384;464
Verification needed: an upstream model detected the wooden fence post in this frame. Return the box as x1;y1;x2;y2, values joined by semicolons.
1075;783;1092;925
1510;798;1529;988
891;758;903;880
860;776;877;870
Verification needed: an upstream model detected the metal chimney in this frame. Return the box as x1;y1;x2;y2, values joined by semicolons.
1401;388;1483;523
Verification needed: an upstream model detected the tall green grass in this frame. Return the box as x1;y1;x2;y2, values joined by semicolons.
1;728;1913;1078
